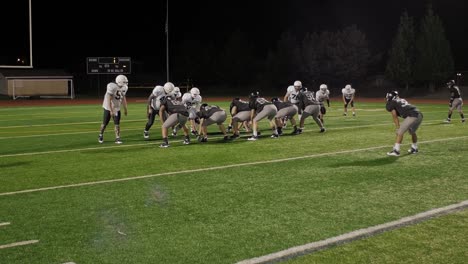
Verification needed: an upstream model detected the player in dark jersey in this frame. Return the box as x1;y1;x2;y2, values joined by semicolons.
248;91;278;140
271;97;298;135
158;96;191;148
296;88;325;133
385;91;423;156
444;80;465;123
197;104;229;142
229;98;251;139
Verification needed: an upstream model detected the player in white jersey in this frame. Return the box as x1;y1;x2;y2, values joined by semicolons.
316;84;330;124
341;84;356;116
143;82;174;139
282;80;302;127
173;88;203;136
98;75;128;144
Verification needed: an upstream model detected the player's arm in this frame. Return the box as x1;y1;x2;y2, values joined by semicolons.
326;98;330;107
342;94;346;104
147;94;156;115
106;93;114;116
390;109;400;129
283;92;290;102
122;95;128;116
159;105;167;122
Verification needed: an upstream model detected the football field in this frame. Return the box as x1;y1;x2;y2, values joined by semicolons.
0;99;467;264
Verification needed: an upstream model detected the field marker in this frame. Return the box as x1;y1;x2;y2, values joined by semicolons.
236;200;468;264
0;240;39;249
0;222;11;227
1;135;467;197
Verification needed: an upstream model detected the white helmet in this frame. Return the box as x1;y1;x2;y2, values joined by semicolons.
293;80;302;88
173;87;181;98
345;84;352;90
190;87;200;97
115;75;128;87
320;84;328;91
163;82;175;94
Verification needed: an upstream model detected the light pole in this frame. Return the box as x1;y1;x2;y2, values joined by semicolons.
165;0;169;82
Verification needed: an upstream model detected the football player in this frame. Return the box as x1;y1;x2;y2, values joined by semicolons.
283;80;303;127
316;84;330;124
143;82;174;139
296;87;325;133
98;75;128;144
158;95;191;148
229;97;251;139
271;97;298;135
385;91;423;156
444;80;465;123
342;84;356;116
197;104;229;142
248;91;278;140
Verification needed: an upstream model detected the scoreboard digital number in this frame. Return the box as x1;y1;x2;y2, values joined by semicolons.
86;57;131;74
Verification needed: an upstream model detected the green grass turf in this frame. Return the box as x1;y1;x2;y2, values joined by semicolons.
0;100;467;263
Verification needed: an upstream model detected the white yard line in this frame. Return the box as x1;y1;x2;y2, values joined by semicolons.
0;118;147;129
236;200;468;264
0;240;39;249
0;128;144;140
1;136;467;197
0;222;11;227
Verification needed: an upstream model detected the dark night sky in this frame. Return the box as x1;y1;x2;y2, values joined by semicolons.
2;0;468;72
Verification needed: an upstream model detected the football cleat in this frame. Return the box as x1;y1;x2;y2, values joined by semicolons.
115;138;123;144
444;118;451;123
320;127;326;133
408;148;418;154
159;142;170;148
386;149;400;156
223;135;229;141
230;133;240;139
343;113;347;116
98;134;104;144
191;130;199;136
247;136;258;141
143;130;149;139
183;138;191;145
271;134;279;138
462;119;466;123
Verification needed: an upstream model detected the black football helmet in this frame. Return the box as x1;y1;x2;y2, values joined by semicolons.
249;91;259;98
271;97;280;103
386;91;399;101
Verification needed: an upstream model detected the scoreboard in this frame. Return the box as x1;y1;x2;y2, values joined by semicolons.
86;57;131;74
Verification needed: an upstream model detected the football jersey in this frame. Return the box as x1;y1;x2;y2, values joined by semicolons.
199;105;223;119
160;96;189;116
230;98;250;113
449;86;462;99
297;90;319;110
272;99;294;110
102;82;127;111
316;89;330;104
386;98;421;118
150;86;166;110
249;97;272;113
286;85;300;104
342;88;355;100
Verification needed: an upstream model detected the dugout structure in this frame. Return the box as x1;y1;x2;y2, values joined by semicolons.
0;69;74;99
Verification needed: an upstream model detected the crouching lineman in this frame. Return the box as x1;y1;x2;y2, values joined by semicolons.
283;80;302;127
159;96;191;148
297;88;325;133
98;74;128;144
316;84;330;124
248;91;278;140
197;104;229;142
143;82;174;139
229;97;251;139
271;97;299;135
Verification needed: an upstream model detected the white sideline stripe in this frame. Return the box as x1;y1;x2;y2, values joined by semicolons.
0;240;39;249
0;222;11;227
1;136;467;197
236;200;468;264
0;119;448;158
0;127;145;140
0;118;147;129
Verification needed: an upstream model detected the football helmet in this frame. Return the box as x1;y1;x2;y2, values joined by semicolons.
271;97;280;103
190;87;200;97
345;84;352;90
163;82;175;94
320;84;328;91
115;75;128;87
249;91;259;98
173;87;181;98
294;80;302;89
386;91;399;101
